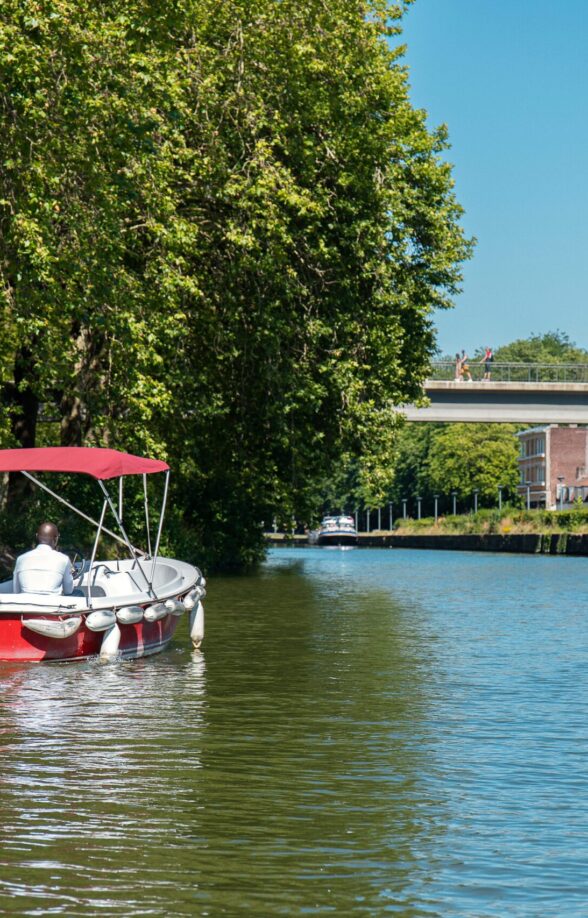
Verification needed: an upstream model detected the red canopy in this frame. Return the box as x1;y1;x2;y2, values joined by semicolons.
0;447;169;480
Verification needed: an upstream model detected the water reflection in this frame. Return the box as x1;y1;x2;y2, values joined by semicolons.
0;652;208;915
1;548;588;915
199;554;442;914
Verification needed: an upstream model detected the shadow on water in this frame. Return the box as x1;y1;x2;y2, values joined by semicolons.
198;552;445;915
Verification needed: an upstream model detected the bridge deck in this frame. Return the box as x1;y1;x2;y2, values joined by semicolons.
404;380;588;423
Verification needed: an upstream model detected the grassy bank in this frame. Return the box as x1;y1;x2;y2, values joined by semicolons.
391;507;588;536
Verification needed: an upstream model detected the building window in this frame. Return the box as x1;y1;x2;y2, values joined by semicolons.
520;435;546;459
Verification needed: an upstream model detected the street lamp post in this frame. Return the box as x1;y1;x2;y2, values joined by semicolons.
451;491;457;516
417;496;422;520
498;486;503;511
473;489;479;514
377;506;381;531
434;494;439;523
402;498;408;520
388;502;393;531
558;476;565;512
525;482;531;511
366;508;371;533
354;508;359;531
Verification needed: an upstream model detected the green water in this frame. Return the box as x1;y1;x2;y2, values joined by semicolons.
1;547;588;915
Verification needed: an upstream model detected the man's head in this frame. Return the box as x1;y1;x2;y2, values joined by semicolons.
36;522;59;549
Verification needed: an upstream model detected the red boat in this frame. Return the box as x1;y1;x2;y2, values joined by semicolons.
0;447;205;662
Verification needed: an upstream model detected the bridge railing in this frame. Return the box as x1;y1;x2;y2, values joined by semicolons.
429;362;588;383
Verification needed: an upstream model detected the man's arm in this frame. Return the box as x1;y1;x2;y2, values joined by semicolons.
12;558;22;594
61;558;74;595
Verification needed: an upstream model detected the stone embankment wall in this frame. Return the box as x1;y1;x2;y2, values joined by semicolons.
265;533;588;555
356;533;588;555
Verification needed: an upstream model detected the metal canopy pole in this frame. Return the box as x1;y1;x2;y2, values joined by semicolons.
98;480;152;594
119;477;124;522
143;473;152;558
149;470;170;590
21;471;138;552
87;498;108;610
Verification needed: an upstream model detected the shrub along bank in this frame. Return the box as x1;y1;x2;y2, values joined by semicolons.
392;507;588;536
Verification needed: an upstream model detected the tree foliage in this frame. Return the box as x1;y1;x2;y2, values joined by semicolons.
494;330;588;364
387;423;437;504
0;0;471;567
426;423;520;507
388;422;520;512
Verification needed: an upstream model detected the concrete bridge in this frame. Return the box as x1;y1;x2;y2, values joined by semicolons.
403;363;588;423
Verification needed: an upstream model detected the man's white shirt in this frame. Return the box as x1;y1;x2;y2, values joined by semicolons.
13;544;74;595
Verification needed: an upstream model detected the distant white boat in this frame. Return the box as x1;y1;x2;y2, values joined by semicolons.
309;515;358;547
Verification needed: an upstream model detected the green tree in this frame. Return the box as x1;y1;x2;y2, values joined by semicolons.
0;0;189;454
494;331;588;365
427;424;520;507
0;0;472;568
166;0;472;562
388;424;438;504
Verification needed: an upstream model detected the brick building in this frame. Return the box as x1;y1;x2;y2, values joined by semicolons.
517;425;588;509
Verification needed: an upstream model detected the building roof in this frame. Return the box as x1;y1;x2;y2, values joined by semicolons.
516;425;552;438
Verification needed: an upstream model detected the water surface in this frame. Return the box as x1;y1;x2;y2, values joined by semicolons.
1;547;588;915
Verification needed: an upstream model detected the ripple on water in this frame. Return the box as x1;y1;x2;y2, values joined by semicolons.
1;548;588;915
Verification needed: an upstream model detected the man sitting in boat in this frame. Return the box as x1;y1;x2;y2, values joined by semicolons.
13;522;74;595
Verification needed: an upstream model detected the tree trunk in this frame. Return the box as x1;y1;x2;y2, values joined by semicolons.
6;345;39;506
60;394;85;447
59;326;98;447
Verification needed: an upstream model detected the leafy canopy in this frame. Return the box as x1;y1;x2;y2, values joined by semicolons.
0;0;471;567
494;331;588;364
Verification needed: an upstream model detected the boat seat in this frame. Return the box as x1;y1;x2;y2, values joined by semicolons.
87;570;145;597
72;586;107;598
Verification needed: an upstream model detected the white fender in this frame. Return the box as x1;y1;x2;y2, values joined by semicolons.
184;589;198;611
184;586;206;610
144;602;168;622
165;599;185;616
86;610;117;632
100;623;121;662
23;616;82;640
116;605;144;625
189;600;205;649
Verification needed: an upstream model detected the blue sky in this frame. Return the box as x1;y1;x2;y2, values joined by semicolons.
400;0;588;356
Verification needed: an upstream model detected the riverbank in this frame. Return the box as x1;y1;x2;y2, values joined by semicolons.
371;508;588;553
266;528;588;556
267;506;588;555
358;532;588;555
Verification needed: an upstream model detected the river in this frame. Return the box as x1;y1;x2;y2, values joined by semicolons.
1;547;587;916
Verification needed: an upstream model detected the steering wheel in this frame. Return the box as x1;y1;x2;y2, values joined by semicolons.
63;547;86;583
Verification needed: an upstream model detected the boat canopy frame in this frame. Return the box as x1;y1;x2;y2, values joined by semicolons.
2;448;171;604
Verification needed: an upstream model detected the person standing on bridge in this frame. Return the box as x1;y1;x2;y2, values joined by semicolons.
481;346;494;381
454;352;462;381
460;350;472;381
